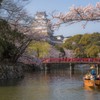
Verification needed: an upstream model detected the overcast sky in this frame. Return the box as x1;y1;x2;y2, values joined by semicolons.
25;0;100;37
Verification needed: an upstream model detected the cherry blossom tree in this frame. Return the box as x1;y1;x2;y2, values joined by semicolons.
52;2;100;28
0;0;32;33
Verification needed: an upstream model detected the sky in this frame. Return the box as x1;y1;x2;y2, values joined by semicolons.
25;0;100;37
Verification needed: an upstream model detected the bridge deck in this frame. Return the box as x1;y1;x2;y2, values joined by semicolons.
19;57;100;64
42;58;100;64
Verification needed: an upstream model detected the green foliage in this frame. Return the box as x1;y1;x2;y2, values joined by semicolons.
64;33;100;58
74;48;81;57
63;34;82;49
86;45;100;57
55;44;65;56
0;19;25;62
0;19;25;43
79;34;91;46
27;41;51;58
93;41;100;46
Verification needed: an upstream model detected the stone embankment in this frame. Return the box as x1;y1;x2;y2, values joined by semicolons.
0;63;24;79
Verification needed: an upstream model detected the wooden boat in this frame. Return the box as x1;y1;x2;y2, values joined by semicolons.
84;79;100;88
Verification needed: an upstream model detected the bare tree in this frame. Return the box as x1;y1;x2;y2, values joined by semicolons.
0;0;50;63
0;0;36;62
0;0;32;33
52;2;100;28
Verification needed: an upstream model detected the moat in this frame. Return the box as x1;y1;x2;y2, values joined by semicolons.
0;66;100;100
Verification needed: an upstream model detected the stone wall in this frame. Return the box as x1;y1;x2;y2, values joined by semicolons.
0;63;24;79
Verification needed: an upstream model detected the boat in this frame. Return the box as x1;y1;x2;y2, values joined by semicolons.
84;79;100;88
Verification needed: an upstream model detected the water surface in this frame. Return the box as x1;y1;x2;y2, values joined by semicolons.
0;66;100;100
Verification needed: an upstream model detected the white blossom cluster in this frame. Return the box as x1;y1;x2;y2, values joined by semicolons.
53;2;100;27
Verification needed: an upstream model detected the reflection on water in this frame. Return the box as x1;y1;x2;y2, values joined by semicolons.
0;66;100;100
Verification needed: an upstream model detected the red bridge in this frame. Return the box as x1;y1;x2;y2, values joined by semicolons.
19;57;100;73
42;58;100;64
19;57;100;64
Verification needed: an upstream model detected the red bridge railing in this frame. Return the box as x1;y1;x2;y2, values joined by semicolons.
42;58;100;64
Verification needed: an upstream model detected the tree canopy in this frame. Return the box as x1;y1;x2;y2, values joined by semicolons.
52;2;100;28
27;41;51;58
0;0;100;63
63;33;100;58
0;0;33;63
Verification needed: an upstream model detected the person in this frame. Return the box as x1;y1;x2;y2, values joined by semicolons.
84;74;90;80
90;65;96;80
97;74;100;80
84;72;91;80
90;75;95;80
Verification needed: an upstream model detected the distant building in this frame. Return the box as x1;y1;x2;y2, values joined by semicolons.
32;12;53;38
63;36;72;43
50;35;64;44
50;35;71;44
32;11;71;45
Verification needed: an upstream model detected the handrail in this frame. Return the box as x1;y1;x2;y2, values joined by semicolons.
42;58;100;63
19;57;100;64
